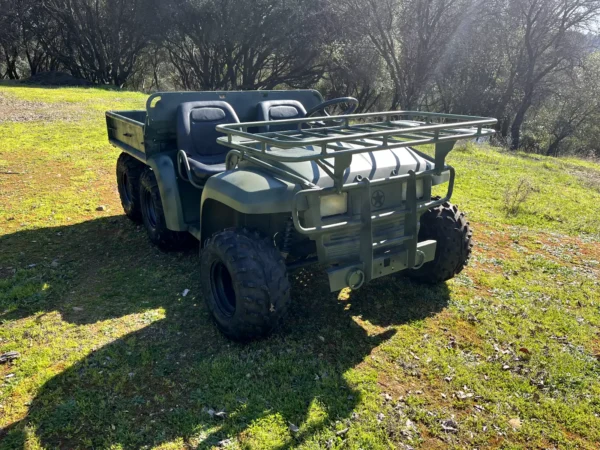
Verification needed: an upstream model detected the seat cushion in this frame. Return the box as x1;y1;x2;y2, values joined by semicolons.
187;156;226;184
256;100;307;133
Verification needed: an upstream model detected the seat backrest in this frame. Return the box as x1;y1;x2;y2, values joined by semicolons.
177;101;239;159
256;100;307;133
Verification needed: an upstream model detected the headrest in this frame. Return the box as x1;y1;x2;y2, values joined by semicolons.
269;105;300;120
191;107;227;122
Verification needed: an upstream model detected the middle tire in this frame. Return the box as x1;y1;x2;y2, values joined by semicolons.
200;228;291;341
139;168;190;251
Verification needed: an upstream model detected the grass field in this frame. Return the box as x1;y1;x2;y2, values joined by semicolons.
1;83;600;449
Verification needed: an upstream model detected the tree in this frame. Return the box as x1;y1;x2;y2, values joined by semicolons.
0;0;23;79
37;0;159;86
341;0;467;110
163;0;334;91
506;0;600;149
540;52;600;156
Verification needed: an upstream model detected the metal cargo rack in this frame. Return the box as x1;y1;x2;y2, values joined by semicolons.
216;111;496;183
216;111;497;290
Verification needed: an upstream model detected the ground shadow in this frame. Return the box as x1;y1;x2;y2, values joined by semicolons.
1;217;449;448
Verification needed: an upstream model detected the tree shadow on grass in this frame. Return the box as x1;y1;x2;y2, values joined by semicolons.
1;217;450;448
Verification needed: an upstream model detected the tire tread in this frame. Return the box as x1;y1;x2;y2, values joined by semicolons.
201;228;291;341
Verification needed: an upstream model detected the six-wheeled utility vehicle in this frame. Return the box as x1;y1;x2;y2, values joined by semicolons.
106;90;496;340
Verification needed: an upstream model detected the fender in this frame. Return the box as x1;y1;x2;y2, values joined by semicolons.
146;152;188;231
201;168;300;216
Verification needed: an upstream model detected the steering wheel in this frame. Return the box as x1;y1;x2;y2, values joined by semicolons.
305;97;359;119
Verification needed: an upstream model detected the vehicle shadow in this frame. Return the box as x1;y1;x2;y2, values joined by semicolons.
0;217;450;448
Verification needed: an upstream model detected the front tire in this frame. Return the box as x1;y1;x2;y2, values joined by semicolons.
407;200;473;283
139;168;189;251
200;228;291;341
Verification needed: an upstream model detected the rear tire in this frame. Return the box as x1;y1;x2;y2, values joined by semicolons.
116;153;144;222
139;168;189;251
200;228;291;341
406;200;473;283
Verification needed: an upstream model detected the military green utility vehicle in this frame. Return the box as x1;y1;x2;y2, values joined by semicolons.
106;90;496;340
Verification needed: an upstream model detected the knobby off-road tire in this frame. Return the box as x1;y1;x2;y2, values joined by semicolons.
407;199;473;283
139;168;189;251
116;153;144;222
200;228;291;341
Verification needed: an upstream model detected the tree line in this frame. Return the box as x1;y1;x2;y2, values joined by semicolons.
1;0;600;157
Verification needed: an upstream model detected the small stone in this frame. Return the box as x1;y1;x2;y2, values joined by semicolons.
441;418;458;433
96;205;107;211
182;289;190;297
351;412;360;420
51;260;59;267
0;351;20;363
318;335;325;342
508;418;522;429
456;391;473;400
383;393;393;402
289;422;300;433
377;412;385;423
217;438;232;447
502;364;511;370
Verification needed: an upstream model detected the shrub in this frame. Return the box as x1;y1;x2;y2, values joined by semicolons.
503;178;535;216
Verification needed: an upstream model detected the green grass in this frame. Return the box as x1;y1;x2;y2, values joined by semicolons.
1;83;600;449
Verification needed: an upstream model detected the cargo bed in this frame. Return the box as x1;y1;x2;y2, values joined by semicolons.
106;110;147;161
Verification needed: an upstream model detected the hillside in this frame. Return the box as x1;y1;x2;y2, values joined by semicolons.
1;84;600;449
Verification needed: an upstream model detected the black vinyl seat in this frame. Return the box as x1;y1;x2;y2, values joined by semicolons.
256;100;307;133
177;101;240;184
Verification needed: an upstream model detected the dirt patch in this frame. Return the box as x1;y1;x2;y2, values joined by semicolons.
0;91;85;123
